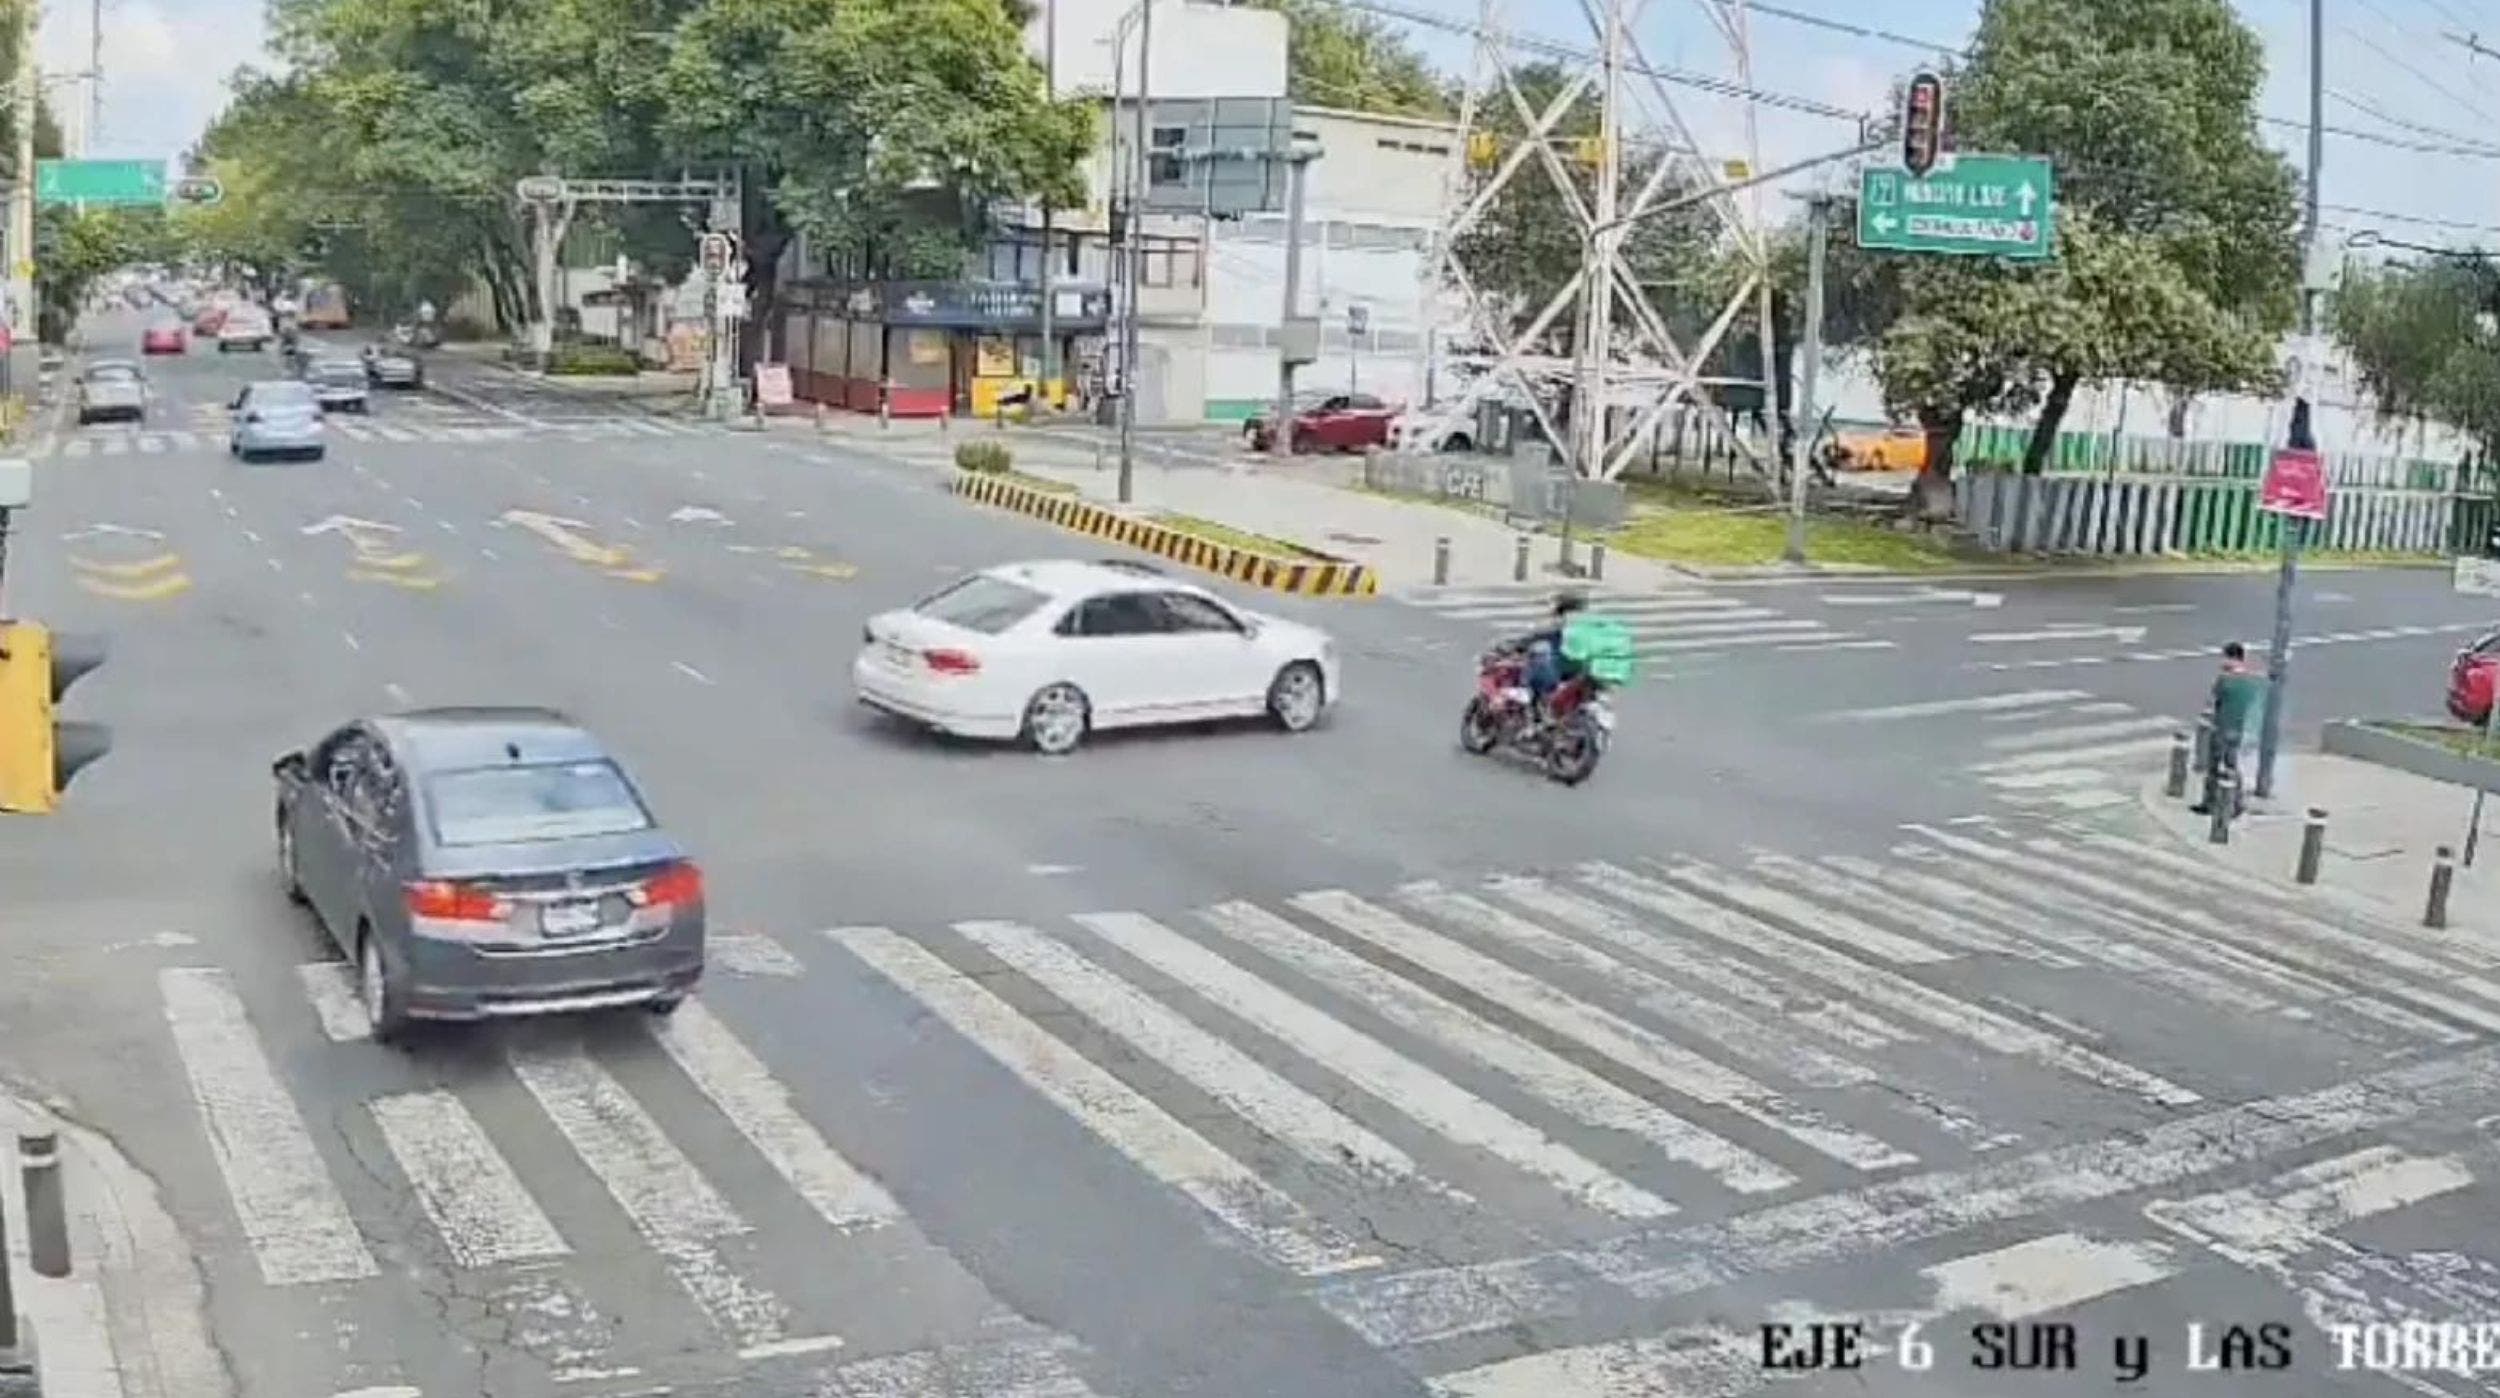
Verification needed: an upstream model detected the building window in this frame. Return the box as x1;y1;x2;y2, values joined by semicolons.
1149;126;1187;187
1138;235;1203;290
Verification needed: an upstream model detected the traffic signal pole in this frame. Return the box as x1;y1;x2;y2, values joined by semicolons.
2255;0;2326;801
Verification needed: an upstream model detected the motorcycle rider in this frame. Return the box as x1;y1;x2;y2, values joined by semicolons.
1500;591;1588;723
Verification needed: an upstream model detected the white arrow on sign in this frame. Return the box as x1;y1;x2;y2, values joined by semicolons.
2015;181;2037;216
302;515;399;537
1971;624;2148;645
1872;213;1900;235
669;505;731;526
60;522;165;542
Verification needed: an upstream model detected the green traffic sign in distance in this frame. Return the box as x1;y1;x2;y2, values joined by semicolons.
34;159;168;206
1857;153;2057;261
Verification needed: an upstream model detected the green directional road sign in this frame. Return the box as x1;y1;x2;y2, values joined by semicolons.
35;159;167;206
1858;154;2056;261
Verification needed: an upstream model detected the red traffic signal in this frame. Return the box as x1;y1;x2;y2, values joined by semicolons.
1901;71;1945;178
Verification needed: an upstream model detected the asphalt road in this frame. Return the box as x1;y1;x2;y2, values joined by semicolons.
4;310;2500;1398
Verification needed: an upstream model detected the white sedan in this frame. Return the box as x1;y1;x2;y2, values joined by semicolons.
855;559;1340;754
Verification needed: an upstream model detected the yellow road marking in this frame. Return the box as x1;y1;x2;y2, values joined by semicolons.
784;561;859;581
776;545;813;561
348;568;444;590
350;549;430;572
604;567;665;583
78;570;192;601
69;552;183;580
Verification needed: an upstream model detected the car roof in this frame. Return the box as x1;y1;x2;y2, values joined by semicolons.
975;558;1197;601
371;706;610;771
83;359;139;373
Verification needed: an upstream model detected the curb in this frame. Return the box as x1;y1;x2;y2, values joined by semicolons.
2321;718;2500;796
1685;556;2452;586
950;470;1378;598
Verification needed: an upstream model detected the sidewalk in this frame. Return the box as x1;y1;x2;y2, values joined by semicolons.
0;1089;227;1398
431;340;703;412
2133;750;2500;938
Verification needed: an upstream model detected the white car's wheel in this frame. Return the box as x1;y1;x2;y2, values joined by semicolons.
1021;683;1090;756
358;931;410;1045
1267;661;1325;733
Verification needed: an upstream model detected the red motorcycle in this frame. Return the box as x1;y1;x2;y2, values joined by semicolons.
1458;646;1613;785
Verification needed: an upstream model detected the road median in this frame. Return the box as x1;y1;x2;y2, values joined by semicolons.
950;466;1378;597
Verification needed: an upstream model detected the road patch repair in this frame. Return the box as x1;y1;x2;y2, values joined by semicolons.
951;467;1377;598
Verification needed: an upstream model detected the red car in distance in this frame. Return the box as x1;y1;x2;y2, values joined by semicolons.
1244;392;1400;454
2448;629;2500;725
141;321;187;355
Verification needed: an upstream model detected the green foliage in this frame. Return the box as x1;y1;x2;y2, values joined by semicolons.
1248;0;1450;118
547;343;643;375
954;439;1012;473
2332;259;2500;461
38;207;173;335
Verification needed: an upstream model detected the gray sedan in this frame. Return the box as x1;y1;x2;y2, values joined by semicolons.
273;707;706;1043
74;361;146;424
362;344;424;388
304;356;369;412
229;380;326;461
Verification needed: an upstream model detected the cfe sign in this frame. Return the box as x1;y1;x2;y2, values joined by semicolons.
1859;154;2057;261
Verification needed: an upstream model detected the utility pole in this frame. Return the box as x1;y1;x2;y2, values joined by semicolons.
1036;0;1057;408
1271;144;1314;458
1116;0;1151;504
9;0;36;391
1735;0;1781;525
1566;0;1623;574
86;0;99;155
2255;0;2324;801
1785;192;1830;564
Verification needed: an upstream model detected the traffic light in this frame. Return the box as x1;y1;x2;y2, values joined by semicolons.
1901;70;1946;177
1466;131;1500;169
0;622;112;814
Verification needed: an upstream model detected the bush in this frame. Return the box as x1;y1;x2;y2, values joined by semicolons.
955;440;1013;474
547;344;642;376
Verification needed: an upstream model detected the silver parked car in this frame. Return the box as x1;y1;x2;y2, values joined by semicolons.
362;343;424;388
304;356;369;412
229;380;326;461
273;708;707;1043
74;361;146;424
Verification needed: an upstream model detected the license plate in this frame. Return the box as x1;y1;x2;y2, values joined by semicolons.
541;900;601;938
881;641;913;667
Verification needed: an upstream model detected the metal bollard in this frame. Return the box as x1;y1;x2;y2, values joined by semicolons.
19;1133;65;1279
1433;536;1451;587
1513;534;1530;583
2165;730;2190;799
878;385;892;430
2428;845;2457;930
2192;716;2213;778
2208;772;2237;845
1590;541;1606;582
2296;808;2328;886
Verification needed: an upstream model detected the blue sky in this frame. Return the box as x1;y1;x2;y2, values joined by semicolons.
81;0;2500;250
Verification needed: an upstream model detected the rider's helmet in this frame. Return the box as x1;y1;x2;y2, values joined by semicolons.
1551;590;1589;620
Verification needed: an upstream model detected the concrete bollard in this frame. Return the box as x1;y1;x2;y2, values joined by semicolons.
2296;808;2328;886
18;1133;65;1279
878;389;891;430
1513;534;1530;583
1433;536;1451;587
1590;541;1606;582
2165;730;2190;800
2192;716;2213;780
2208;772;2237;845
2428;845;2457;930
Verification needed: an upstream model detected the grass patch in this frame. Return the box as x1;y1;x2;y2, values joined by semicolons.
1158;513;1321;558
1002;469;1075;495
2377;721;2500;759
1606;504;1968;571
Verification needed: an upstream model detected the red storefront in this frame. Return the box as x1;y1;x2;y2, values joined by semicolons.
779;278;1111;418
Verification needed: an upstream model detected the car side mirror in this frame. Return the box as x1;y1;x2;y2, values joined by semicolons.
273;750;306;779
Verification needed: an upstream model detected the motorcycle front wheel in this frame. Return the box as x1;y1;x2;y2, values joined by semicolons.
1458;695;1502;754
1543;714;1605;785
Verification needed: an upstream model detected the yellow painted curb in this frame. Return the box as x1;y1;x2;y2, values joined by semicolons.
951;470;1377;598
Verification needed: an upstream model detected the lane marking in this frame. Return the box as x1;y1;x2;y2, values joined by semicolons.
672;661;714;685
295;962;369;1042
368;1090;572;1268
1653;860;1953;965
1818;689;2091;722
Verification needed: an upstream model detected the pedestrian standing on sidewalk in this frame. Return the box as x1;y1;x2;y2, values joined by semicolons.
2192;641;2267;816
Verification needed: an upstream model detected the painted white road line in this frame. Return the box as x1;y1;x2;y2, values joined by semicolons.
367;1089;571;1268
1923;1230;2180;1319
1315;1043;2500;1350
1399;882;1872;1088
1425;1326;1755;1398
295;961;371;1042
1653;860;1953;965
799;1329;1113;1398
1752;852;2051;963
1966;735;2176;774
508;1041;790;1348
426;378;542;426
1977;767;2120;792
1294;891;1913;1173
1638;625;1832;652
1069;910;1672;1220
1587;863;2199;1108
1818;588;2002;607
2150;1145;2472;1270
158;968;378;1286
707;930;804;977
648;1000;907;1233
1819;689;2091;722
1487;875;1913;1049
1203;900;1796;1195
1971;625;2147;645
956;920;1448;1192
1982;715;2181;752
833;926;1381;1275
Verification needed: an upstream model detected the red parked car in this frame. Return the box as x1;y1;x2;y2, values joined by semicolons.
192;306;227;337
2448;630;2500;724
1244;392;1399;454
140;321;186;355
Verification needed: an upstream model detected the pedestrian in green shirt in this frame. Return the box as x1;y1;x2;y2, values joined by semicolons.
2193;641;2267;816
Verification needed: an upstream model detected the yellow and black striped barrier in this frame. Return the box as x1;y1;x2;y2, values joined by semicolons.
952;470;1377;598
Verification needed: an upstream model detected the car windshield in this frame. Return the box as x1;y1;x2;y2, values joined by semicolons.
252;382;316;407
312;361;362;382
425;759;655;847
913;574;1050;635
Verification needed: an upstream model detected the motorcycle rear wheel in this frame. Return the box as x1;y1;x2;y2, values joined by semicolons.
1543;715;1604;785
1458;696;1502;754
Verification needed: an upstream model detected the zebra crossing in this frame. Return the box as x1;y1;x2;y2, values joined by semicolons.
1820;687;2183;811
38;412;719;458
1396;582;1890;660
138;819;2500;1394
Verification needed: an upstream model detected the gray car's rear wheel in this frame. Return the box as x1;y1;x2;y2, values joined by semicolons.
277;816;307;905
358;929;411;1045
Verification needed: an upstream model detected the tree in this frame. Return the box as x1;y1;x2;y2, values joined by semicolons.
2333;257;2500;464
38;207;171;336
1250;0;1449;118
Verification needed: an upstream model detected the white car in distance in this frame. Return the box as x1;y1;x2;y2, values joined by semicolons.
855;559;1339;755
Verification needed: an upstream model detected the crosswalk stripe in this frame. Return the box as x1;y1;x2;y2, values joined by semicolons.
648;1000;906;1233
1292;890;1914;1173
508;1041;791;1348
1486;875;1913;1049
1631;616;1815;639
807;1330;1111;1398
378;425;419;442
955;919;1448;1193
98;436;126;456
1979;767;2116;791
1203;899;1795;1195
1818;855;2080;968
295;962;369;1041
333;420;375;441
1922;1230;2180;1320
1756;853;2051;963
170;430;201;451
1398;882;1873;1088
1424;1327;1753;1398
158;968;379;1286
1965;735;2176;774
1642;627;1839;653
366;1089;571;1268
2149;1144;2473;1269
708;930;803;977
1982;715;2179;752
1066;910;1672;1220
61;438;86;457
137;434;165;454
1652;860;1954;966
833;925;1381;1275
1582;862;2200;1107
1822;689;2092;722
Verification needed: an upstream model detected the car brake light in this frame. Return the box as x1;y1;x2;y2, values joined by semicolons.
923;648;981;675
405;880;505;923
643;862;704;907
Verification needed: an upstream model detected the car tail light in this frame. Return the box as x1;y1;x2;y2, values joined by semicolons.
643;862;704;908
406;880;506;923
923;647;981;676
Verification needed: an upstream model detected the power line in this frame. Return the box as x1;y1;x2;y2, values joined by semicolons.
2323;200;2500;234
2325;87;2500;153
1702;0;1963;57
